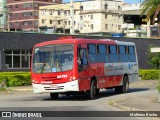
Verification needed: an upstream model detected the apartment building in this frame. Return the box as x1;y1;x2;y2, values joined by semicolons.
80;0;123;33
39;0;123;34
7;0;62;32
39;2;81;33
0;0;7;30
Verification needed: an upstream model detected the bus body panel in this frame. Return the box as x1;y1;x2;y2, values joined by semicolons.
31;37;139;96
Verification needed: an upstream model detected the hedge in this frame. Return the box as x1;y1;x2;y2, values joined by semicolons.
0;72;31;87
139;70;160;80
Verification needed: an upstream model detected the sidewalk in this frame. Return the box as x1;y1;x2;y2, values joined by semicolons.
9;85;33;91
110;80;160;111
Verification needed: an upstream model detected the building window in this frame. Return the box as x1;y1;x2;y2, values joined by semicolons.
64;21;67;25
58;20;61;25
105;14;108;19
80;27;83;30
68;21;70;25
15;4;18;8
5;50;31;69
42;19;45;24
105;24;108;29
91;15;93;19
105;4;108;9
118;25;121;30
90;24;93;29
118;6;121;10
74;21;76;25
50;20;52;24
80;6;83;11
80;16;83;20
57;10;61;15
68;11;70;15
64;11;67;16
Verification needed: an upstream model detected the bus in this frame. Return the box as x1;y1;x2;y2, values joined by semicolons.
31;36;139;100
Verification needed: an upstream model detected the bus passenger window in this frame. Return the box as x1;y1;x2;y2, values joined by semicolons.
119;45;128;62
109;45;119;62
97;45;108;63
128;46;136;62
88;44;97;63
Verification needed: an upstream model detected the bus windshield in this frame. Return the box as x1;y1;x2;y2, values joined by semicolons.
33;44;74;73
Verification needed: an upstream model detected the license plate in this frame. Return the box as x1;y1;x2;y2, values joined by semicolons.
50;85;58;89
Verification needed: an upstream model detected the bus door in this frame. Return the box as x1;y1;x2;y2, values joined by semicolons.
77;44;90;91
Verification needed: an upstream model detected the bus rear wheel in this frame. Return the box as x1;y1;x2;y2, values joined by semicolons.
115;76;129;94
50;93;59;100
89;80;97;100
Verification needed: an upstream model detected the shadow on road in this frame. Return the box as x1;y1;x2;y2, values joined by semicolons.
42;87;150;101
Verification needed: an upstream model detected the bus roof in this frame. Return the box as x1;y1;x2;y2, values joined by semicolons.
34;38;135;47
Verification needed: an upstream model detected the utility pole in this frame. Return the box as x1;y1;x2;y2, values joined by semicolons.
70;0;74;34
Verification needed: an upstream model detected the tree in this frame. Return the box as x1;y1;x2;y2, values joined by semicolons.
147;44;160;69
141;0;160;24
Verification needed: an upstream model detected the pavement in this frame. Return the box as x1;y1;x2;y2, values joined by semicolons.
1;80;160;113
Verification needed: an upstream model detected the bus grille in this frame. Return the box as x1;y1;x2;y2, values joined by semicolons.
41;77;60;81
44;86;64;90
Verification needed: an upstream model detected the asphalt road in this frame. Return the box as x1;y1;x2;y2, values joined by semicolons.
0;80;157;120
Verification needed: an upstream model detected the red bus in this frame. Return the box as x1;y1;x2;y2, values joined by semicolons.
31;37;139;100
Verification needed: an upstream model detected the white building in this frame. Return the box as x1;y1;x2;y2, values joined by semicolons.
39;0;123;34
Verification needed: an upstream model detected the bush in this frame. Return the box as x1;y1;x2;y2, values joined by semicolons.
157;84;160;92
139;70;160;80
0;72;31;87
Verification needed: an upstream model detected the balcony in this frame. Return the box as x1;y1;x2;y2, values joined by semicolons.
80;9;122;15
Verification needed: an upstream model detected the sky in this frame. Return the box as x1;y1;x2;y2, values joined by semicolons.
63;0;143;4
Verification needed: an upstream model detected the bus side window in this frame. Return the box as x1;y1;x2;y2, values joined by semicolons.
128;46;136;62
97;44;108;63
109;45;119;62
88;44;97;63
119;45;128;62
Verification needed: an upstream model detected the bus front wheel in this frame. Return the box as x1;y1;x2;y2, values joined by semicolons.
89;80;97;100
50;93;59;100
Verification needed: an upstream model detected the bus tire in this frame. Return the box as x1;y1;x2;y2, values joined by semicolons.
50;93;59;100
115;76;129;94
89;80;97;100
123;76;129;93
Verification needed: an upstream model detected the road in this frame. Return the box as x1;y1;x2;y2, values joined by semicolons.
0;80;158;120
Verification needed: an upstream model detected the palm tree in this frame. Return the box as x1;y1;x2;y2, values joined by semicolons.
141;0;160;24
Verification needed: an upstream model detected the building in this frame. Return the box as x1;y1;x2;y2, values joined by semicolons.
39;2;81;34
7;0;62;32
39;0;123;34
0;0;7;30
79;0;123;34
0;32;159;71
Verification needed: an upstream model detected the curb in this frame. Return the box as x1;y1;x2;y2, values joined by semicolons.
109;98;160;120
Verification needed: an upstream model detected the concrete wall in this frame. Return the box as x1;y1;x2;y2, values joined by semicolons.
0;32;159;71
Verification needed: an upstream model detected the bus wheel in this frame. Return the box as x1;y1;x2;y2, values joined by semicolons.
115;76;129;94
123;76;129;93
50;93;59;100
89;80;97;100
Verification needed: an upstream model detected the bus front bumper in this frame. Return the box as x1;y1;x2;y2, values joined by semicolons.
32;80;79;94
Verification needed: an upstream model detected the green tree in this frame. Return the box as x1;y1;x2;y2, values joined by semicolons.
141;0;160;23
147;44;160;69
